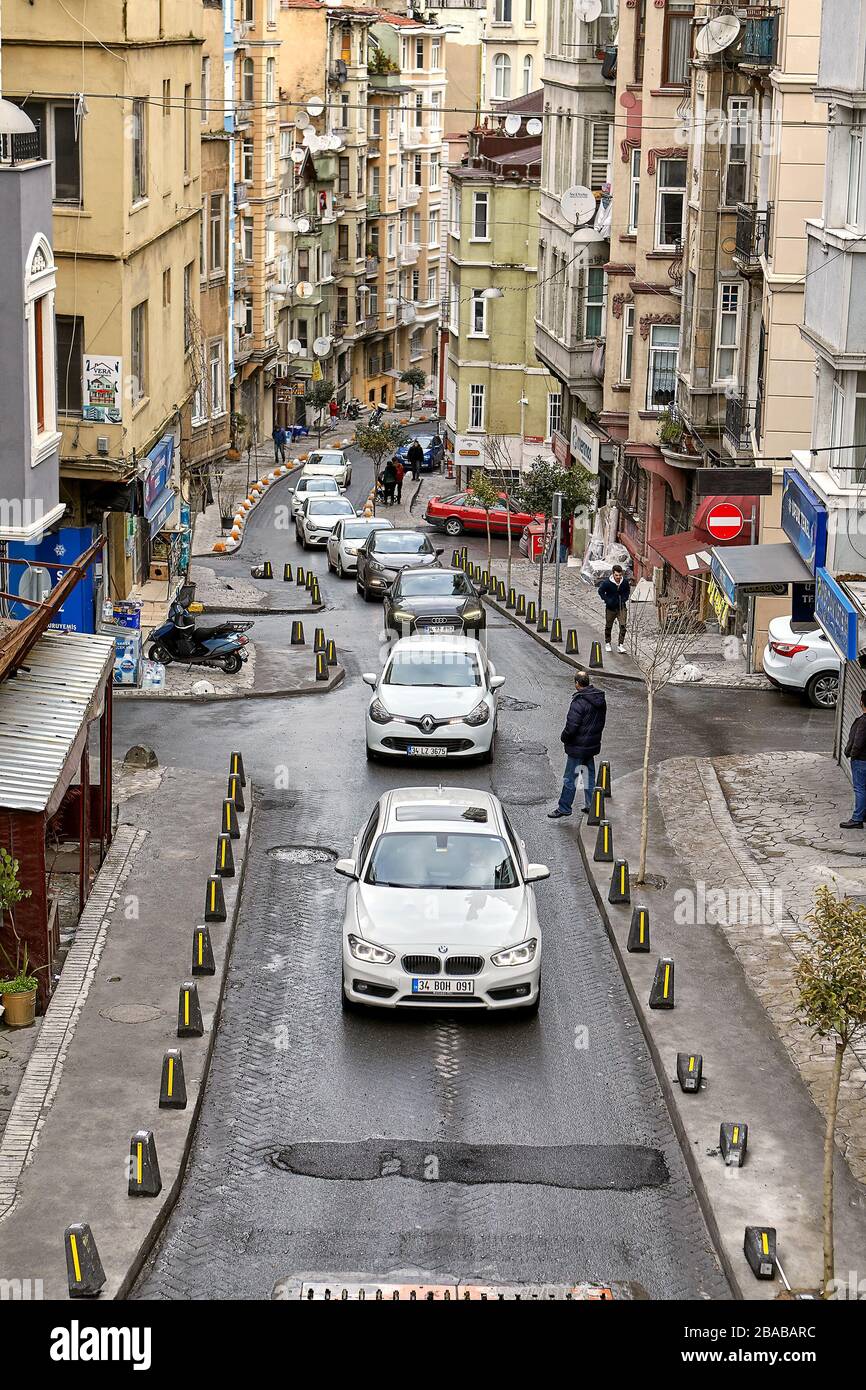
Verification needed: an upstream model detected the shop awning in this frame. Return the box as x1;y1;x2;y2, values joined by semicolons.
711;541;814;589
651;531;712;575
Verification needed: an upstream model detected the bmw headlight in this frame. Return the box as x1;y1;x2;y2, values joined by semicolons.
491;939;537;968
464;699;490;727
369;698;393;724
348;934;395;965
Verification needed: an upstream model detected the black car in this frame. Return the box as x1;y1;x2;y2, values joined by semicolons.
356;528;442;601
384;567;486;636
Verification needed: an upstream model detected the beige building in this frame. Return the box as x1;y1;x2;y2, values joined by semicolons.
482;0;548;108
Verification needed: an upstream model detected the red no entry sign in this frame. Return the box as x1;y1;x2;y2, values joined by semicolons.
705;501;744;541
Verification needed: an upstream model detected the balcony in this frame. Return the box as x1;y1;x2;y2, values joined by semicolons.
402;127;421;149
733;204;771;270
804;220;866;357
367;195;381;215
724;394;760;451
234;181;250;209
738;14;779;69
0;128;42;166
365;255;379;277
398;185;421;209
235;102;254;128
400;242;420;265
296;213;322;236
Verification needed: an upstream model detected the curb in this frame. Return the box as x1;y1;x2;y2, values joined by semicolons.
483;591;643;684
115;666;345;703
197;602;327;616
574;820;745;1301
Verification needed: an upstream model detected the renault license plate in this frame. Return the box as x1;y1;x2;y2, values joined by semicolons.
407;745;447;756
412;978;474;994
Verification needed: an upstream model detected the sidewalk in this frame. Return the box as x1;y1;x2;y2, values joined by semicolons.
577;751;866;1297
0;760;251;1299
115;637;344;701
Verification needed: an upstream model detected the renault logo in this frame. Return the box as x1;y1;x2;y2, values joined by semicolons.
421;714;436;734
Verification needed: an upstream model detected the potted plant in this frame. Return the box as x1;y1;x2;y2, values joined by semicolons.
658;410;684;449
0;848;36;1028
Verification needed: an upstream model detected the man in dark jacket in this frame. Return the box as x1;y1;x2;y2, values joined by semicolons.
382;458;398;505
598;564;630;653
548;669;607;818
841;690;866;827
407;438;424;481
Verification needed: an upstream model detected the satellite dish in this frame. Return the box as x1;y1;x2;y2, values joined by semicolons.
526;117;542;136
575;0;602;21
306;96;325;118
287;339;303;355
295;281;314;299
313;336;331;357
571;227;604;245
290;148;305;165
296;216;310;233
18;566;51;605
694;15;741;57
504;113;521;136
295;112;313;130
304;133;322;153
560;185;596;227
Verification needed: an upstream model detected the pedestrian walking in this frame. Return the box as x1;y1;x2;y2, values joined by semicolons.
548;669;607;819
841;689;866;828
329;397;339;424
394;458;405;504
382;458;398;506
407;438;424;481
272;424;286;465
598;563;630;653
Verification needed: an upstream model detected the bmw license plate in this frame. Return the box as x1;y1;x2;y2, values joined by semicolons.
406;744;447;756
412;978;474;994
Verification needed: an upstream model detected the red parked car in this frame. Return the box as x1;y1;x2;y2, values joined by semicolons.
424;491;541;538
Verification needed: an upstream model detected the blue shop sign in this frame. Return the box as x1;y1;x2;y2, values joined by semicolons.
144;435;176;525
710;551;737;608
815;567;858;661
781;469;827;573
6;526;97;633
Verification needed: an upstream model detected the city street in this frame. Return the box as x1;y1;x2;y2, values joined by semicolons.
112;448;829;1300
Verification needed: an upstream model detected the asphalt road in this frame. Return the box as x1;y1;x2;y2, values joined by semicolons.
125;442;830;1300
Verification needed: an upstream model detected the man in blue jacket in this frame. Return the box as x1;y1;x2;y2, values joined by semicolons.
548;669;607;818
598;563;630;653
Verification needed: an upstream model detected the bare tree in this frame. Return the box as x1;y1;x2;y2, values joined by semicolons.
484;434;518;593
627;598;699;883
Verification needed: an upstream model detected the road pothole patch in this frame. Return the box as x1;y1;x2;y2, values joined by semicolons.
267;845;338;865
498;696;540;712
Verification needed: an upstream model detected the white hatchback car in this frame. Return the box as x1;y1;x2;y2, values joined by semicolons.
290;473;342;521
337;786;547;1014
303;448;352;488
362;635;504;763
762;616;840;709
327;516;394;576
296;494;357;547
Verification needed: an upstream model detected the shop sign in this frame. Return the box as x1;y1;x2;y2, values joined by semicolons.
710;551;738;608
570;419;600;475
82;355;122;423
552;430;571;466
143;435;176;526
815;567;858;661
706;576;731;626
781;468;828;573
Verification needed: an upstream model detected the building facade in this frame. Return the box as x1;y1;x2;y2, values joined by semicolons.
481;0;547;109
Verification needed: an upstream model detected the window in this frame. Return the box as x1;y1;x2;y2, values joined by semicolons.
265;136;275;182
415;92;424;128
848;123;864;228
428;209;439;245
714;281;741;381
201;57;210;123
339;93;349;128
469;383;485;430
589;122;612;191
132;98;147;202
402;38;410;69
183;85;192;178
646;323;679;411
634;0;647;82
244;0;254;21
266;58;276;105
472;190;489;239
432;38;441;67
830;376;845;456
339;156;350;195
55;314;83;415
209;339;226;417
427;272;436;302
370;105;381;136
242;58;254;104
131;301;148;403
494;0;512;19
547;391;562;440
523;55;533;94
526;0;534;18
493;53;511;99
267;0;277;23
725;98;750;206
621;302;634;383
413;152;422;185
450;183;461;236
387;220;396;258
416;38;424;69
184;261;194;351
584;266;604;338
628;147;640;234
470;290;487;335
430;151;440;188
655;157;686;248
162;267;172;308
209;193;225;274
854;373;866;478
23;101;82;203
412;269;420;300
662;2;693;86
431;91;442;132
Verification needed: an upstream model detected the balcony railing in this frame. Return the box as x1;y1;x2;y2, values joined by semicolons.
0;126;42;166
365;255;379;276
398;185;421;209
367;195;381;215
400;241;420;265
724;394;759;450
734;204;771;267
739;14;779;69
296;213;322;235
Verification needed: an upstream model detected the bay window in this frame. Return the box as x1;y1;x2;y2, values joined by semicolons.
646;323;679;411
655;157;686;249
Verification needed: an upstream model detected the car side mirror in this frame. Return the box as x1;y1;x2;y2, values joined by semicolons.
525;864;550;883
490;674;506;690
434;548;444;556
334;859;358;879
361;673;377;687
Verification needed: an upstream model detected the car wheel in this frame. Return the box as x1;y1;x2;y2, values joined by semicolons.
327;552;334;573
479;730;495;765
805;672;839;709
365;743;378;762
362;581;375;602
337;556;344;578
445;517;463;536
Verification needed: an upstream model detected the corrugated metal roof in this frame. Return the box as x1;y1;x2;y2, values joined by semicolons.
0;630;115;813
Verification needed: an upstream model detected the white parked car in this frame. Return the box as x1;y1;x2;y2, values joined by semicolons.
296;494;357;548
337;786;547;1014
762;616;840;709
362;635;504;763
290;473;342;521
327;516;394;577
303;448;352;488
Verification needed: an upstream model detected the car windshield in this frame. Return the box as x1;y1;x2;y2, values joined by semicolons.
301;478;338;493
384;652;482;687
365;831;519;890
307;498;354;515
373;532;431;554
397;572;473;597
309;454;342;465
344;521;390;540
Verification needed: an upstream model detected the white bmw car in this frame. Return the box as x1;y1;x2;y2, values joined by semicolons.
296;494;357;547
362;635;504;763
327;516;394;577
303;448;352;488
337;786;548;1013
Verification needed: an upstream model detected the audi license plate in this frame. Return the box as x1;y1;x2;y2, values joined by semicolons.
407;744;447;757
412;978;474;995
431;625;456;634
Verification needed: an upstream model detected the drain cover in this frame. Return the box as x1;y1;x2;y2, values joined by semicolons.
99;1004;163;1025
267;845;338;865
272;1273;631;1300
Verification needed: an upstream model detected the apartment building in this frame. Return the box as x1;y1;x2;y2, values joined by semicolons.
364;47;404;407
482;0;547;108
445;102;547;487
3;0;203;602
535;0;616;490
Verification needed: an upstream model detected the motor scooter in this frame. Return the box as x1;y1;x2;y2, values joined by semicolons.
147;588;253;674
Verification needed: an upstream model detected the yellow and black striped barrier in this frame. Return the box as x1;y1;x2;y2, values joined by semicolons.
227;772;245;813
291;620;305;645
315;652;328;681
159;1049;187;1110
204;874;226;922
566;629;579;655
481;569;490;592
326;638;337;667
537;608;549;634
262;560;273;579
597;760;612;797
229;751;246;787
515;593;526;617
65;1222;106;1298
305;570;315;591
589;640;603;668
310;578;321;605
551;617;563;643
608;858;630;904
744;1226;776;1280
649;956;675;1010
507;587;516;610
587;786;605;826
128;1129;162;1197
283;562;293;582
214;833;235;878
526;600;537;625
497;579;506;601
676;1052;703;1093
627;904;650;953
720;1121;748;1168
451;549;460;568
192;925;216;977
593;820;613;863
221;797;240;839
177;980;204;1037
296;565;306;586
314;627;326;653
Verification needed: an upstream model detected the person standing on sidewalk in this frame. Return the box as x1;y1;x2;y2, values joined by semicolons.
272;424;286;465
394;458;405;504
841;690;866;828
407;438;424;481
382;457;398;506
548;669;607;819
598;564;630;653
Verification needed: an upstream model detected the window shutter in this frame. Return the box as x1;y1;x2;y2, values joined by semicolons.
589;122;612;191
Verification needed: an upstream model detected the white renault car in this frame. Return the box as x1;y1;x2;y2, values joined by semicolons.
327;516;394;577
290;473;342;521
337;786;547;1014
296;494;357;548
302;448;352;488
362;635;504;763
762;616;840;709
